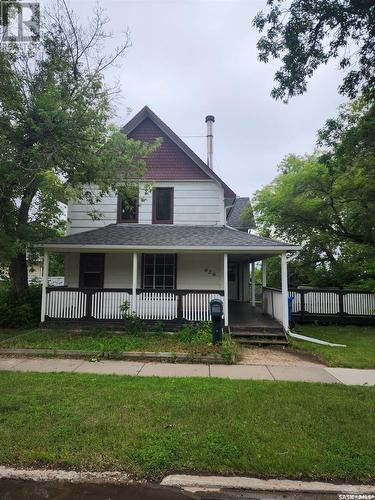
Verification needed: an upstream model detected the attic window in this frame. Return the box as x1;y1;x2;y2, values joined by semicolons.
152;187;173;224
118;193;138;223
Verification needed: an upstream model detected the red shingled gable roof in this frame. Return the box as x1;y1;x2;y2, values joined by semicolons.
121;106;236;198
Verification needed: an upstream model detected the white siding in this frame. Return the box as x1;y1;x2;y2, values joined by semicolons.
66;180;225;234
177;254;223;290
66;186;117;235
64;253;80;287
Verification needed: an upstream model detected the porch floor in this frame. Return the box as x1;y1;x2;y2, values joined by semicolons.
228;302;287;345
229;302;281;329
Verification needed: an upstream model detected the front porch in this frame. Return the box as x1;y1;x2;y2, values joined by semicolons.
41;224;298;332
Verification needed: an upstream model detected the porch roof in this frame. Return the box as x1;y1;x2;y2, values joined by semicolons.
43;224;299;253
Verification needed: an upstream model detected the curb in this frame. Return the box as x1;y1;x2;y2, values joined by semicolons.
161;474;375;495
0;466;132;485
0;348;230;365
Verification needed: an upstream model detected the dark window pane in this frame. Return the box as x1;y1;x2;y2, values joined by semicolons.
144;255;154;265
165;275;173;288
144;275;153;287
165;265;174;275
144;265;154;275
155;265;164;275
83;273;101;287
155;188;172;222
155;275;164;287
164;255;174;265
155;255;164;265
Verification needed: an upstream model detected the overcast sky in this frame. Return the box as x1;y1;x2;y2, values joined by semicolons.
73;0;345;198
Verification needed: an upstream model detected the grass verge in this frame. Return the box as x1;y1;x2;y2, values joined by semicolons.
0;326;237;363
0;371;374;482
290;324;375;369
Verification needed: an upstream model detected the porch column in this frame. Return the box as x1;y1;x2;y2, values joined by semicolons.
223;253;229;327
40;249;49;323
132;252;138;314
281;253;289;331
262;260;267;313
262;260;267;287
251;262;256;307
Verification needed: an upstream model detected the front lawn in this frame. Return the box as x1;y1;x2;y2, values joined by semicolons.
0;371;374;482
0;325;237;362
290;324;375;369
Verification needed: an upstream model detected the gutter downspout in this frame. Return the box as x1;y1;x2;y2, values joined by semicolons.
287;331;346;347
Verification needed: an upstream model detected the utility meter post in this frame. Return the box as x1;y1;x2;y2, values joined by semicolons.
210;298;223;344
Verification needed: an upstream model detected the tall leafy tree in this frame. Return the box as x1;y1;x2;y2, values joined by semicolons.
253;99;375;289
0;2;159;296
253;0;375;100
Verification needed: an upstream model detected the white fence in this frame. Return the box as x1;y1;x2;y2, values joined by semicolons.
289;289;375;319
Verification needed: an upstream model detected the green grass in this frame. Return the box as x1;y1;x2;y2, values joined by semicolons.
290;324;375;369
0;372;373;482
0;327;235;361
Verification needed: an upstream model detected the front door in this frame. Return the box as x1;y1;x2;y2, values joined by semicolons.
228;262;239;300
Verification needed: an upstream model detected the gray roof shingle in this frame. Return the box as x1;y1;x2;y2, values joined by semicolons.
45;224;295;248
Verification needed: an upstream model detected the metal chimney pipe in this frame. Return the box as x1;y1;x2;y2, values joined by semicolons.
205;115;215;169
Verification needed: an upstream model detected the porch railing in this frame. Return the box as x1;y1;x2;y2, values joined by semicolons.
45;287;224;322
262;287;283;324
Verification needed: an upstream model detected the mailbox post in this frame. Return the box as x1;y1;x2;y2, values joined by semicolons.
210;298;223;345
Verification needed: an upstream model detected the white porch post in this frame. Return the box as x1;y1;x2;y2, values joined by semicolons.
262;259;267;313
132;252;138;314
223;253;228;327
40;249;49;323
262;260;267;287
281;253;289;331
251;262;256;307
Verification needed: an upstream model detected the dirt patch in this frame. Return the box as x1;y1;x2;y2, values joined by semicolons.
238;346;324;366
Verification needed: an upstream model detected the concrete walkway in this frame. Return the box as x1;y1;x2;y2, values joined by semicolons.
1;357;374;385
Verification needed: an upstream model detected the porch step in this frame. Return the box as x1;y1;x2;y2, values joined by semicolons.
231;330;288;345
230;325;283;334
235;337;288;345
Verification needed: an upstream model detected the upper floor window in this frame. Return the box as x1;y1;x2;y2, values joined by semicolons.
152;187;173;224
118;193;138;223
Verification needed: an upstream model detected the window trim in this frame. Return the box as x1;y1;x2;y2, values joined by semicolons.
117;194;139;223
141;253;177;289
79;253;105;288
152;187;174;224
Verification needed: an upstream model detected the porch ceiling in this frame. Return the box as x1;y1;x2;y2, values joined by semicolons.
43;224;299;255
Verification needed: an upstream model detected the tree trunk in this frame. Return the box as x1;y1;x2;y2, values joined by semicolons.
9;252;28;297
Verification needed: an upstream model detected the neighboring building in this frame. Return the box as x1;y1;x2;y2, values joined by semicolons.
41;107;297;330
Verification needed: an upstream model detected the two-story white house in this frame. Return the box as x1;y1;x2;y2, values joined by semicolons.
41;106;297;333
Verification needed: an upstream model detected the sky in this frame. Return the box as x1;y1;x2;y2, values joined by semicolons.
72;0;345;199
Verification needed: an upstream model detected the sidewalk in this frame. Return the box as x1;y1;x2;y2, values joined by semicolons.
1;356;375;385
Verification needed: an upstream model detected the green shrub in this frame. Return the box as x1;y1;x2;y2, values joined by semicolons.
0;284;41;328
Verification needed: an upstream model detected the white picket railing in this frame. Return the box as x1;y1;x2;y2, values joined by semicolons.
262;287;283;324
136;292;177;320
92;291;132;320
182;292;222;321
46;288;224;322
46;290;87;319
